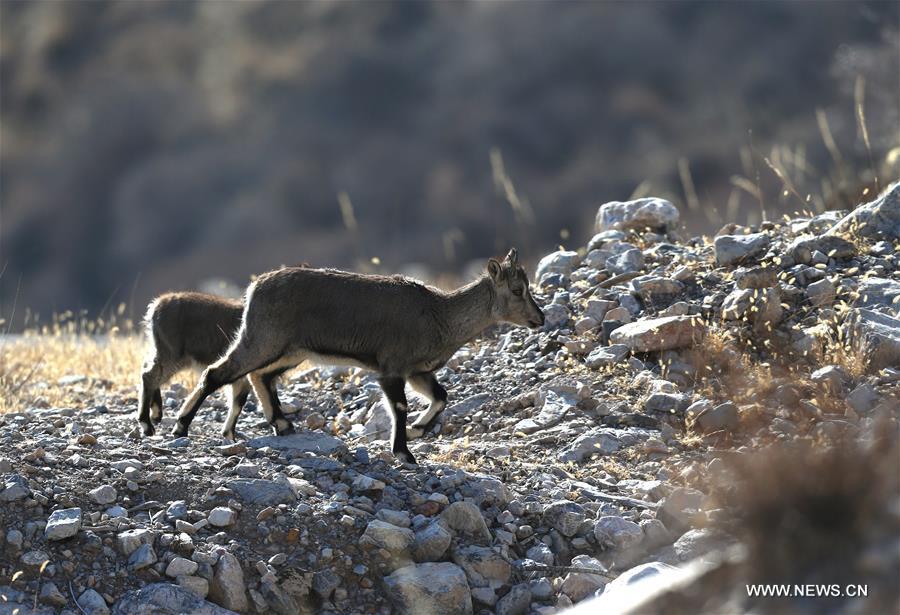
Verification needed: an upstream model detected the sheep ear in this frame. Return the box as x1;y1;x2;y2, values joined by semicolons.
487;259;504;282
506;248;518;265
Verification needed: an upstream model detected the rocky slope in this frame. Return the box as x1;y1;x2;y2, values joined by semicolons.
1;185;898;615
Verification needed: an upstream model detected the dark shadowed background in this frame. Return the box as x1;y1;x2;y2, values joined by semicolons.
1;0;898;329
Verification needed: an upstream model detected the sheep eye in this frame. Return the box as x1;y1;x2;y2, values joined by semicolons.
512;288;524;297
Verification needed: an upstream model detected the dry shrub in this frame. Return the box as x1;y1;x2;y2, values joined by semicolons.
714;423;900;613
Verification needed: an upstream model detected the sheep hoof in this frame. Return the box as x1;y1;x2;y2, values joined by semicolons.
140;421;155;437
394;448;417;465
171;422;188;438
275;420;295;436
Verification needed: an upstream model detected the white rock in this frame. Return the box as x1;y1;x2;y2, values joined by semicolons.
45;507;81;541
208;507;237;527
595;198;679;232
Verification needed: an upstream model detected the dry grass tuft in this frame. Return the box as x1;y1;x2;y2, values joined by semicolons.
0;310;152;413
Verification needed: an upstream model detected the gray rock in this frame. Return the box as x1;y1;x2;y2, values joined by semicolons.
535;251;581;280
0;474;30;502
593;516;643;550
166;557;199;578
495;583;531;615
721;287;783;326
585;344;630;368
383;562;473;615
826;181;900;240
361;520;415;571
673;528;729;561
45;507;81;541
854;277;900;313
690;401;739;432
513;387;576;434
714;232;770;266
848;309;900;371
733;266;777;289
165;500;188;521
312;568;341;600
788;234;857;264
525;543;554;566
640;518;673;549
595;198;680;232
606;248;645;275
128;543;157;570
208;551;248;612
6;528;23;550
610;316;706;352
178;576;210;600
111;583;235;615
413;521;452;562
117;529;154;556
631;276;684;302
0;586;55;615
588;230;627;250
376;509;411;528
440;501;491;545
541;303;570;330
807;278;836;307
558;429;620;462
352;474;386;491
226;479;297;506
246;432;346;455
78;588;110;615
847;383;880;414
560;555;607;602
810;365;849;395
542;501;586;537
39;581;68;607
644;392;691;413
585;299;617;322
451;545;511;587
89;485;117;505
657;487;705;533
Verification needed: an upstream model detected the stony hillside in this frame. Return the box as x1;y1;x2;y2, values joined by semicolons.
1;186;898;615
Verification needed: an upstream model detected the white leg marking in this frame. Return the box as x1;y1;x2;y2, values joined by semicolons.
222;384;242;438
411;399;446;428
249;373;275;424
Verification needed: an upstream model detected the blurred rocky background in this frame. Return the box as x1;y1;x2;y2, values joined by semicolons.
1;0;898;328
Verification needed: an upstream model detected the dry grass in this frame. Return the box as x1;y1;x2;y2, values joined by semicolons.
0;309;157;413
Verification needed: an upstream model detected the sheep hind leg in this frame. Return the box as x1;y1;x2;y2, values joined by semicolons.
405;371;447;440
248;369;295;437
221;378;252;442
138;360;164;436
